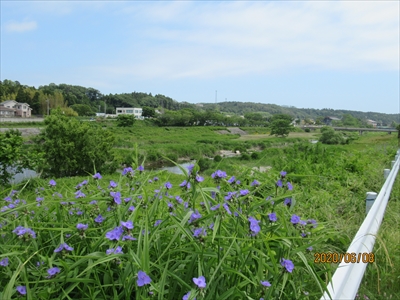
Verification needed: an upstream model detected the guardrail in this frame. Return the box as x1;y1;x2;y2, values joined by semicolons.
321;149;400;300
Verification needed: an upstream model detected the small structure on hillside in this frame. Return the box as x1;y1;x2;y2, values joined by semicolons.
115;107;143;119
323;116;341;126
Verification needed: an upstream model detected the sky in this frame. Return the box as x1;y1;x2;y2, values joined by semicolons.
1;1;399;114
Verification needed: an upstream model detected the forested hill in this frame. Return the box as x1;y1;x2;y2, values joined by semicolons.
201;102;399;126
0;79;398;125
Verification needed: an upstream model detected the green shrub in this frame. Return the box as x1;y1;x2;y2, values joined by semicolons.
251;152;259;159
116;114;136;127
214;155;222;162
304;128;311;133
198;157;212;171
240;153;251;160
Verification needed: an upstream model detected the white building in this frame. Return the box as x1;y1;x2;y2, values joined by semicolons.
115;107;143;119
0;100;32;117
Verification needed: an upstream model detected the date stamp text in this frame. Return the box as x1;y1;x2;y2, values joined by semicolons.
314;252;375;264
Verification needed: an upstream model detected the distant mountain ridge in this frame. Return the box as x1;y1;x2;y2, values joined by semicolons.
199;101;399;126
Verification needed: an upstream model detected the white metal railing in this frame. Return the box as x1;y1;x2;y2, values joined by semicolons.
321;149;400;300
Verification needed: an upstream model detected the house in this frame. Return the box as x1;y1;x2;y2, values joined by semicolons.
323;116;341;126
366;119;377;128
0;100;32;117
115;107;143;119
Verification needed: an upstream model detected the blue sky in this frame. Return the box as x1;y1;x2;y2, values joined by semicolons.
1;1;399;114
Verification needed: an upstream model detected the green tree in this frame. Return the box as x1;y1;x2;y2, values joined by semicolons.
269;114;293;137
70;104;94;116
116;114;136;127
34;109;116;177
319;126;345;144
0;129;40;185
142;106;156;118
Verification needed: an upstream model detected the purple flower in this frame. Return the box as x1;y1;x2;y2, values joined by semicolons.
307;219;318;228
105;226;124;241
223;203;232;215
122;167;134;176
193;276;206;288
74;190;86;199
180;180;188;187
121;220;134;230
287;182;293;190
89;200;97;205
93;172;102;179
47;267;61;277
280;171;287;178
0;257;9;266
251;180;260;186
224;191;237;201
49;179;56;187
13;226;36;238
16;285;26;295
276;180;283;188
154;220;162;226
261;280;271;287
137;270;152;287
193;227;207;238
290;215;301;225
129;206;135;211
183;291;196;300
227;176;236;184
210;204;220;211
109;180;118;188
137;165;144;172
284;198;292;207
106;246;124;255
248;216;261;235
268;213;277;222
189;210;202;224
165;182;172;189
110;191;121;205
94;214;104;223
239;189;249;196
153;177;159;181
195;175;204;183
122;235;137;241
187;164;195;174
211;170;227;180
54;243;74;253
307;246;313;251
281;258;294;273
76;223;88;231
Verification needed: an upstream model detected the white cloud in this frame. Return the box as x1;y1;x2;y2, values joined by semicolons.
106;1;399;80
5;20;37;33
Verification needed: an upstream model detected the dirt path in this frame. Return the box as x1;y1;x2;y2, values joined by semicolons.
0;127;42;136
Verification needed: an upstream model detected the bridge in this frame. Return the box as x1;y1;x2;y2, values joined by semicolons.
301;125;397;134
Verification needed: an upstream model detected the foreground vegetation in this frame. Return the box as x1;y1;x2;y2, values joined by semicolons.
1;125;399;299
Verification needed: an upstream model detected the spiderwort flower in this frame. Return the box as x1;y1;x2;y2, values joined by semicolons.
94;214;104;223
47;267;61;278
193;227;207;238
210;204;220;211
165;182;172;189
189;210;202;224
110;191;121;205
13;226;36;239
109;181;118;188
307;219;318;228
106;246;124;255
193;276;206;288
227;176;236;184
287;182;293;190
122;167;134;176
290;215;301;225
261;280;271;287
105;226;124;241
276;180;283;188
0;257;9;266
223;203;232;215
280;171;287;178
154;220;162;227
76;223;88;231
74;190;86;199
211;170;227;180
49;179;56;187
137;271;152;287
239;189;249;196
195;175;204;183
187;164;195;175
183;291;196;300
251;180;260;186
248;216;261;236
281;258;294;273
284;198;292;207
137;165;144;172
16;286;27;295
121;220;134;230
54;243;74;253
268;212;277;222
93;172;102;179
